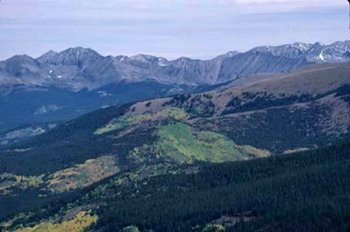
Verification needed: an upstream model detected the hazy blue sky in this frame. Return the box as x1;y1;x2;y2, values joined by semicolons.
0;0;349;60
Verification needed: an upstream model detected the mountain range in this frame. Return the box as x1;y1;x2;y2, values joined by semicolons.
2;41;350;89
0;41;349;135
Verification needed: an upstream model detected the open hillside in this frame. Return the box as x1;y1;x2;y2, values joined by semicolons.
116;61;350;153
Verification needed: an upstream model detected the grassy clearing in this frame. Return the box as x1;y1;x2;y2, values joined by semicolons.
48;156;119;193
13;211;97;232
0;156;119;194
0;174;43;195
94;107;188;135
94;117;133;135
156;122;268;163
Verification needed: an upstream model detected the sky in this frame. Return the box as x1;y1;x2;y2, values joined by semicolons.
0;0;349;60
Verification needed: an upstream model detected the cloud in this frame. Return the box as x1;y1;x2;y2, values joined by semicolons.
235;0;345;8
235;0;343;5
232;0;346;14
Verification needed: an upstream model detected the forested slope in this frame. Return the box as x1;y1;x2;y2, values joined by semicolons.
2;140;350;232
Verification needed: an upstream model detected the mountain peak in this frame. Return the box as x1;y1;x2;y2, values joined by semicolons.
60;47;101;59
128;54;169;67
6;54;36;64
130;54;161;62
225;51;240;57
291;42;312;51
38;47;103;65
37;50;58;63
311;42;325;47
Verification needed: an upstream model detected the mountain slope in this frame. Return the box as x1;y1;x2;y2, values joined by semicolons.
0;41;349;133
124;62;350;152
0;61;348;222
0;62;349;174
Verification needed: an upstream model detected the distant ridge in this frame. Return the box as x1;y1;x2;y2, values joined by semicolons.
0;41;349;90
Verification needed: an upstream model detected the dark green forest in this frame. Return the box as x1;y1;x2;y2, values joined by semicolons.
92;141;350;231
5;140;350;232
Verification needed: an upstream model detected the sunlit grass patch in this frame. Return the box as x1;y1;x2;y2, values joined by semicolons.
0;173;43;195
156;122;270;163
48;156;119;193
94;107;188;135
13;211;97;232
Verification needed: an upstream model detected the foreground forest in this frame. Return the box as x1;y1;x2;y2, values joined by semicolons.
1;140;350;231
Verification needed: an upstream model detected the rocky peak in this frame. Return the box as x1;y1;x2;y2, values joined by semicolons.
39;47;103;65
